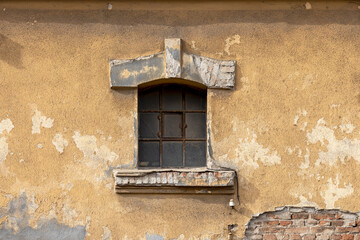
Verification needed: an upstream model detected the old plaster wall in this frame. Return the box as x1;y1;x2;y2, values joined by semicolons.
0;1;359;239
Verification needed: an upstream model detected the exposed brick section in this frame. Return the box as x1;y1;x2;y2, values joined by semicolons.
244;207;360;240
292;213;309;219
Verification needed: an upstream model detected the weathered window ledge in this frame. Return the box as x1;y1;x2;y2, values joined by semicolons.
113;168;236;194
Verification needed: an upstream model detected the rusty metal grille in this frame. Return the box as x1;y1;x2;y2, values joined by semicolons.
138;84;207;168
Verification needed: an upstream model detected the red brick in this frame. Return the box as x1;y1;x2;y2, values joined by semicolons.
332;221;345;227
264;221;279;226
260;227;285;234
312;213;336;220
355;235;360;240
266;213;280;219
280;221;293;226
330;235;342;240
311;226;335;234
292;213;309;219
343;234;355;240
336;227;360;233
289;234;302;240
264;234;277;240
306;219;318;226
319;220;330;226
285;227;309;234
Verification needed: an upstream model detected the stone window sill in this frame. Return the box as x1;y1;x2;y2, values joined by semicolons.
113;168;236;194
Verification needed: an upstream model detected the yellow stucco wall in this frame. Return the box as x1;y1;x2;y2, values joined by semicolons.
0;1;359;239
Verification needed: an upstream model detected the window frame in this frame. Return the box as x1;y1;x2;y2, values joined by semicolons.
137;83;208;169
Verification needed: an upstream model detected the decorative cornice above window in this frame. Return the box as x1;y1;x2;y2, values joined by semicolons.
114;169;236;194
110;38;236;89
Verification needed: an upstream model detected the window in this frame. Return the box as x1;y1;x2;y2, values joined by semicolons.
111;38;236;194
138;84;207;168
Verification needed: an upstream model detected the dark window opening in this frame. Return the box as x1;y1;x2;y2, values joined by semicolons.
138;84;207;168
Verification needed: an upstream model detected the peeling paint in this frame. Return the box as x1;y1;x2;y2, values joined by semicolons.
307;119;360;166
234;132;281;169
224;34;241;55
293;109;307;126
61;202;79;225
0;137;9;163
0;119;13;163
339;123;355;134
321;175;354;208
0;119;14;135
293;193;319;208
299;148;310;172
302;74;315;89
330;104;341;109
0;193;86;240
102;226;112;240
31;109;54;134
191;41;198;50
72;131;119;168
52;133;68;154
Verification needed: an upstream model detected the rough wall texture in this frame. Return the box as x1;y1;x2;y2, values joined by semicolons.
244;207;360;240
0;0;360;239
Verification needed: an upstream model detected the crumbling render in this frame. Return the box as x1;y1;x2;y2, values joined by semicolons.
244;206;360;240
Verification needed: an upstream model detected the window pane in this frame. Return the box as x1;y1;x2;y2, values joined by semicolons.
185;141;206;167
185;113;206;139
163;113;182;138
162;141;183;167
139;141;160;167
139;88;159;111
162;86;182;110
139;113;159;139
185;89;206;110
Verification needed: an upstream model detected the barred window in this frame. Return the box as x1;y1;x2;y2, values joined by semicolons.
138;84;207;168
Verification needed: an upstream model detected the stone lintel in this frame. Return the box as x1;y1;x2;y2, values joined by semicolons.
113;169;236;194
110;38;236;89
165;38;182;78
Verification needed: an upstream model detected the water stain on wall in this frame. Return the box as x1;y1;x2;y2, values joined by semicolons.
0;193;86;240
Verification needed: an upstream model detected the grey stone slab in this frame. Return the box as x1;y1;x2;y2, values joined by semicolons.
110;38;236;89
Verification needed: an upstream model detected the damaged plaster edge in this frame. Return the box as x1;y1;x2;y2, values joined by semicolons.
113;167;228;176
113;169;236;193
250;206;360;221
109;52;165;67
185;51;236;67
